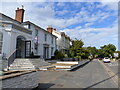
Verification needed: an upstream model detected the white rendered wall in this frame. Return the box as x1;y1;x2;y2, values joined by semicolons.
52;30;61;50
52;30;71;51
1;14;32;58
28;24;56;59
1;24;32;58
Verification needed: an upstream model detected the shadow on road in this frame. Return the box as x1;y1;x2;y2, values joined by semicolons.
33;83;55;90
83;73;118;90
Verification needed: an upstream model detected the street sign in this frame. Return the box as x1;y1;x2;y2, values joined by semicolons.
114;53;118;57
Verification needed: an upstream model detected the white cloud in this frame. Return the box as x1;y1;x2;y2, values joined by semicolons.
1;2;116;29
84;22;94;27
56;2;66;7
55;10;69;15
100;1;118;11
61;22;118;49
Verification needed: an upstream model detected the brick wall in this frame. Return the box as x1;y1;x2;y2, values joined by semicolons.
15;8;25;22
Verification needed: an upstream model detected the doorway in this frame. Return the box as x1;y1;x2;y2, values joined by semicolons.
25;41;31;58
16;36;31;58
43;47;49;59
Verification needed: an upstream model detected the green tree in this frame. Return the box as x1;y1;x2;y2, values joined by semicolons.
87;46;98;58
97;49;104;58
71;39;84;49
79;47;90;59
70;39;84;57
68;39;116;60
69;39;90;59
54;49;59;56
98;44;116;58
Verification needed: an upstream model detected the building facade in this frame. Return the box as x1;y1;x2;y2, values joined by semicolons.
0;13;32;59
47;26;71;54
0;7;57;60
23;21;57;59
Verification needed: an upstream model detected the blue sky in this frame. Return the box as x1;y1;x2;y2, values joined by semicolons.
0;0;119;49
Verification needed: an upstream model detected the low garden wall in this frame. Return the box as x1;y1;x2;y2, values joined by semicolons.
56;61;79;64
61;58;80;61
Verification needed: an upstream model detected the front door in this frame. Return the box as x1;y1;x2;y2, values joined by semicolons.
43;47;49;59
25;41;31;58
16;38;26;58
16;38;22;58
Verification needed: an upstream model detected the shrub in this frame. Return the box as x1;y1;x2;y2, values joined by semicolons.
30;51;34;58
54;50;64;59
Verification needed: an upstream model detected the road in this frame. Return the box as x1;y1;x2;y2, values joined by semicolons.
36;59;119;89
103;60;119;77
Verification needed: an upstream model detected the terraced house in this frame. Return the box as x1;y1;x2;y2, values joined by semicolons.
47;26;72;54
22;21;57;59
0;6;72;71
0;6;57;68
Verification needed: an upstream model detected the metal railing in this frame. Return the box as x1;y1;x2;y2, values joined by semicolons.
7;49;17;68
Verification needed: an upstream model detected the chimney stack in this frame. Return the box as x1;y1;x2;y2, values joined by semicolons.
47;25;53;33
15;5;25;22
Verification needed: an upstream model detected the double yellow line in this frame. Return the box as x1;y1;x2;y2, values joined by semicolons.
98;60;119;87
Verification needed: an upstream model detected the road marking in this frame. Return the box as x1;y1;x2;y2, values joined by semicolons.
98;60;119;87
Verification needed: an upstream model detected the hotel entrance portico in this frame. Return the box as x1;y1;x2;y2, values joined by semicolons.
16;35;26;58
16;35;31;58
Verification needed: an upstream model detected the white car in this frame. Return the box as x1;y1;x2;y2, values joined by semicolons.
103;57;110;63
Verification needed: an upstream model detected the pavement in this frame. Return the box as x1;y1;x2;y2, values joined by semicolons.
35;59;119;89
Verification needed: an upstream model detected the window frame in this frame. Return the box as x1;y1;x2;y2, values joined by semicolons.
35;29;38;36
51;36;53;44
45;34;47;42
0;33;3;54
51;47;54;56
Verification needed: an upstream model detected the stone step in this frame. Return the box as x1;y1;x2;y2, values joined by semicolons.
9;68;36;71
12;62;49;65
13;61;41;64
10;63;36;66
9;67;34;69
14;60;42;62
12;60;41;63
10;64;38;66
11;64;41;66
8;58;48;71
9;68;36;70
10;65;33;67
13;59;42;61
14;61;40;63
10;65;45;68
10;63;41;66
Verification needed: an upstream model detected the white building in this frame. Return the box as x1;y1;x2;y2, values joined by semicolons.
0;6;57;61
23;21;57;59
47;26;71;54
0;13;32;60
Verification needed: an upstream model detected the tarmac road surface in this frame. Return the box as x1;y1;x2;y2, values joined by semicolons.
36;59;118;89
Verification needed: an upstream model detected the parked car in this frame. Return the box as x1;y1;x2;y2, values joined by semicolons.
103;57;110;63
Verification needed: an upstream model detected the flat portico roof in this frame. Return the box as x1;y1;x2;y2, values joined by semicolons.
1;21;32;35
